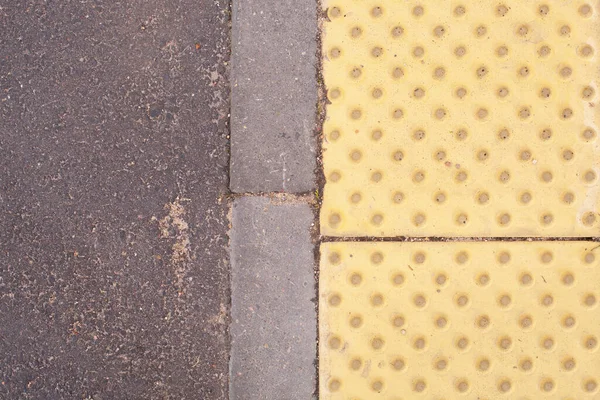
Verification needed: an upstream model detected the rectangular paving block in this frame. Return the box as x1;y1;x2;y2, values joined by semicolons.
230;197;316;399
319;241;600;399
321;0;600;237
230;0;317;193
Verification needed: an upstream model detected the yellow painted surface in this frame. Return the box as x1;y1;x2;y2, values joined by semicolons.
320;241;600;399
321;0;600;237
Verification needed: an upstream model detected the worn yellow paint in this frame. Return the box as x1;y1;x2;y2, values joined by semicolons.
320;241;600;399
321;0;600;237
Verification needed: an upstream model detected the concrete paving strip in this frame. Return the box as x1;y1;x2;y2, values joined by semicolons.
320;241;600;398
230;0;317;193
230;197;317;399
320;0;600;237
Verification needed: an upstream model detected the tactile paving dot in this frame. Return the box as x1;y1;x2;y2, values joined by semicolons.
321;1;600;237
320;241;600;399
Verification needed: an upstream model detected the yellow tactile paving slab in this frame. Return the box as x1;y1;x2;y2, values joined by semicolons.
321;0;600;237
319;241;600;399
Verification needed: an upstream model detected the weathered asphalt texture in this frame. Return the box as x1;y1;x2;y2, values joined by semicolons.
0;1;230;398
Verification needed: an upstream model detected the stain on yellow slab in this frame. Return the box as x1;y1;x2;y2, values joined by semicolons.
321;1;600;237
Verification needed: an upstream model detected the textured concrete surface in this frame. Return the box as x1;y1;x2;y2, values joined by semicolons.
230;0;317;193
0;1;230;398
230;197;316;399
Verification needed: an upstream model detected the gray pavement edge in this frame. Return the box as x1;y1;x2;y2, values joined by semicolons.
230;0;317;193
230;197;317;399
228;0;319;398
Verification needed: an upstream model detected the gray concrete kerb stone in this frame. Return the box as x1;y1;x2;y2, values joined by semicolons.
230;0;317;193
229;197;317;400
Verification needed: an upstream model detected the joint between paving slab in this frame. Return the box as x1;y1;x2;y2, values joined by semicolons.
226;191;316;204
313;1;328;397
321;235;600;243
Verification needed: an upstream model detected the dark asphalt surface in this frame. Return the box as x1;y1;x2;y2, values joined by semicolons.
0;1;230;398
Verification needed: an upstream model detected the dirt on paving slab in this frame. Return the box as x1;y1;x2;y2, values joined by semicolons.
0;0;230;398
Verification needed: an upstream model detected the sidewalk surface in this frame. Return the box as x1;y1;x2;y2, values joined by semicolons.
1;1;230;398
2;0;599;399
318;1;600;398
